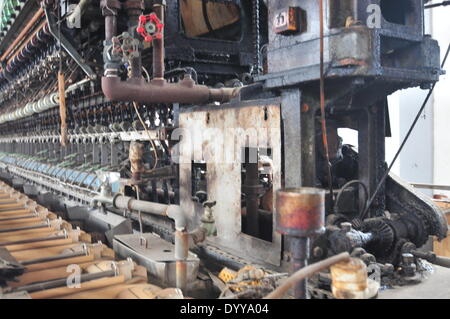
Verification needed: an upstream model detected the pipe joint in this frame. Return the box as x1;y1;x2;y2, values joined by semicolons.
167;205;188;231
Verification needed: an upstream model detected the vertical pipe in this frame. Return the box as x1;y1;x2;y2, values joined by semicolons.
175;230;189;293
125;0;144;79
318;0;334;208
291;237;310;299
105;15;117;42
153;4;165;79
244;148;260;237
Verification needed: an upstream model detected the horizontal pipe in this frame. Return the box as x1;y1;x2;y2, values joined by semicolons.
102;76;239;105
101;1;239;106
110;194;187;230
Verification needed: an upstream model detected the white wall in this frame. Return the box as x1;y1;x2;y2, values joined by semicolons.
431;5;450;197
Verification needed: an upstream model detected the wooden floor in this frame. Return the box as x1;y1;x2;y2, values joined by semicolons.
0;181;183;299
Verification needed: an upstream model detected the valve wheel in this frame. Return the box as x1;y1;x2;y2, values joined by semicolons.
136;13;164;43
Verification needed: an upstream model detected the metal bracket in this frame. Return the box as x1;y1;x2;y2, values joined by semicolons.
43;6;96;80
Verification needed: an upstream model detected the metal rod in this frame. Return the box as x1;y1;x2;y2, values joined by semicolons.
21;250;87;266
319;0;334;208
11;270;116;294
411;183;450;191
291;237;310;299
425;1;450;9
0;234;66;246
0;223;49;233
153;4;165;79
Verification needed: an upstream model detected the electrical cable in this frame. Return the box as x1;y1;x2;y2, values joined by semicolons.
319;0;334;209
361;42;450;220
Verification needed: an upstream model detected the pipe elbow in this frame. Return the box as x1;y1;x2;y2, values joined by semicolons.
102;76;124;101
167;205;187;230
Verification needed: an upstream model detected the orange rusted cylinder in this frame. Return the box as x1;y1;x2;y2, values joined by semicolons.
330;258;369;299
275;188;325;237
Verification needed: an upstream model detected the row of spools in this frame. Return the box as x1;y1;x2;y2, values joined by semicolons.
0;20;55;125
0;92;59;124
0;23;52;86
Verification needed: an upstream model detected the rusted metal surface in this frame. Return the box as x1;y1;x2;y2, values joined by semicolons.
129;141;145;183
101;1;239;105
330;257;370;299
113;232;199;289
179;101;282;266
175;230;189;292
275;188;325;237
153;3;165;79
275;187;325;298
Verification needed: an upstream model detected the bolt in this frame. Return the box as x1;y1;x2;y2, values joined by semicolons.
313;246;323;258
340;222;352;232
402;253;414;264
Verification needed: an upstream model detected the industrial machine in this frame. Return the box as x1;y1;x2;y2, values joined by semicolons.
0;0;448;299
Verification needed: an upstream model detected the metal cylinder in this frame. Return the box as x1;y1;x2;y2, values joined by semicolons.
276;187;325;299
276;188;325;237
175;230;189;293
153;4;165;79
113;195;169;216
330;257;369;299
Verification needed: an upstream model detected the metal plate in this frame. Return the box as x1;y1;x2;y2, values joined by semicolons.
113;233;199;286
178;102;282;266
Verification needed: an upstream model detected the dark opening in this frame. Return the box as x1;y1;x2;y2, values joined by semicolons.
191;161;208;203
329;0;356;28
241;147;273;242
380;0;413;25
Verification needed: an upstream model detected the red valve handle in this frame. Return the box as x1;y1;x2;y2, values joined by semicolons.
136;13;164;43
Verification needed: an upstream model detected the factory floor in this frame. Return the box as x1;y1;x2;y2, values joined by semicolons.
379;265;450;299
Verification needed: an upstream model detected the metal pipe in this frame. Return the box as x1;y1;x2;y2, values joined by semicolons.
21;250;87;265
264;252;350;299
175;230;189;292
102;75;238;105
110;194;187;230
125;0;144;79
94;192;189;291
153;3;164;79
412;250;450;268
101;1;239;105
243;152;260;237
276;188;325;299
